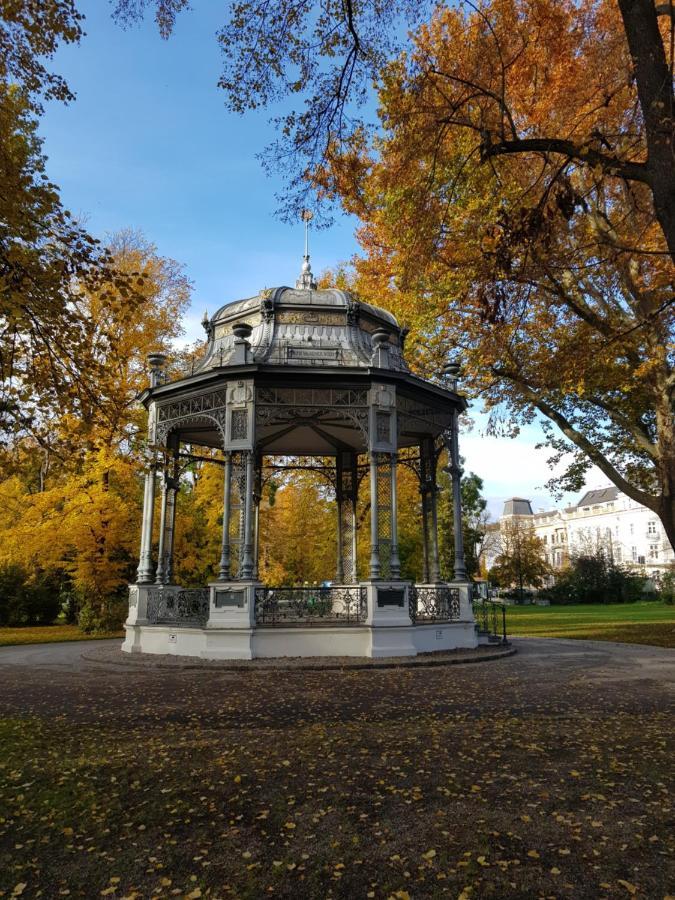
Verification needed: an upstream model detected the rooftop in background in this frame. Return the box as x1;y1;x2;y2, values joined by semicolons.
575;486;620;508
502;498;534;517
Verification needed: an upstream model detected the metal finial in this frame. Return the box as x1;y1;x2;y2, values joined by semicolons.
296;209;317;290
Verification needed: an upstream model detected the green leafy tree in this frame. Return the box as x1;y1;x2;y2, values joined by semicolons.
438;467;488;580
492;518;550;601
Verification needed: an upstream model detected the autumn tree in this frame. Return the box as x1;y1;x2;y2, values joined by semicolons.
120;0;675;552
491;517;550;600
1;4;143;443
0;233;191;630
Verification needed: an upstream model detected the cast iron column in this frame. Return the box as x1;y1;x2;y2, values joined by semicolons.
218;452;232;580
428;442;441;582
154;469;169;584
136;459;157;583
368;452;381;579
449;410;468;581
241;450;255;579
389;452;401;578
335;455;345;584
164;471;178;583
252;455;262;579
420;484;430;582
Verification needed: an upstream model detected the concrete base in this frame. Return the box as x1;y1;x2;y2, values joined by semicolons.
122;620;477;660
121;580;478;660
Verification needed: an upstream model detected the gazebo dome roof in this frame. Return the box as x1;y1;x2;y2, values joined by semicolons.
196;269;408;373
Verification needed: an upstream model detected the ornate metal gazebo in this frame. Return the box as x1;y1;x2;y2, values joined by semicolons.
123;252;476;659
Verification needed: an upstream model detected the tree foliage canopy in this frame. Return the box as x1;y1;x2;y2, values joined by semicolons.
116;0;675;550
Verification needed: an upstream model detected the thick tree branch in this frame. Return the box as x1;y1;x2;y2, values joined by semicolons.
481;136;651;184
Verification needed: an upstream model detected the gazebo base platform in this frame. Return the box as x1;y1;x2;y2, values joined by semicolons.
122;581;477;660
122;620;477;660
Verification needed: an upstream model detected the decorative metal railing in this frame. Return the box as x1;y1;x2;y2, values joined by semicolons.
472;599;508;644
409;584;461;624
146;588;209;626
254;585;367;625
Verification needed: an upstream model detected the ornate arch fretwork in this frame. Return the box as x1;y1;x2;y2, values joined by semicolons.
397;395;454;440
255;386;370;443
155;389;229;446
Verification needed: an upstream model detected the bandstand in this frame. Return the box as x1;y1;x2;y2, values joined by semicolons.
123;253;476;659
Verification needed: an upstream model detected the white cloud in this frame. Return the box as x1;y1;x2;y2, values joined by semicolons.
460;429;605;520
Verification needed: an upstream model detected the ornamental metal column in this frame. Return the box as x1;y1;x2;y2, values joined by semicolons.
155;435;179;585
420;481;431;583
252;454;263;579
336;452;358;583
390;452;401;578
443;361;468;582
448;410;468;581
136;458;157;584
218;452;232;580
137;353;166;585
335;457;345;584
420;437;441;582
241;450;255;579
155;465;169;585
368;452;381;579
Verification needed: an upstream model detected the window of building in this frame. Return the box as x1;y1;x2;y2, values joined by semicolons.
630;523;634;535
649;544;659;560
543;535;547;544
648;521;657;535
632;546;637;561
615;547;622;562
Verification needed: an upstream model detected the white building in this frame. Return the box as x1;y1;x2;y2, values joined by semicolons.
492;487;674;578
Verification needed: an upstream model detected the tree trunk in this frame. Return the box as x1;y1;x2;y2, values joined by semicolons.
617;0;675;261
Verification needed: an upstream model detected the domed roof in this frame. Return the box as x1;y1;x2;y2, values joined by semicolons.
195;265;408;373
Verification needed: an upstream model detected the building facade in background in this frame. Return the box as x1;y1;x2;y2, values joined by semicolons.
492;487;674;578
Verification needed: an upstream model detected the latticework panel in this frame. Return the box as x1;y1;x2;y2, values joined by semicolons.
376;453;392;579
337;452;358;583
228;451;247;577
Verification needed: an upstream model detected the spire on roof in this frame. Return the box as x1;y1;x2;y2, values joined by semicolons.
296;209;317;290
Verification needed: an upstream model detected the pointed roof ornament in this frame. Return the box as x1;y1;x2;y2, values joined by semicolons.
296;209;317;290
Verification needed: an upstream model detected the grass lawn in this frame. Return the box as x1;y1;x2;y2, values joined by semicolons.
506;600;675;648
0;624;124;647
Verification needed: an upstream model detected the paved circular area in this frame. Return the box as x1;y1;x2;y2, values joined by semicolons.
80;642;516;670
0;636;672;682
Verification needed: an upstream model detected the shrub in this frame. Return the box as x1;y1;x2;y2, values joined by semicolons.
540;551;647;605
0;565;63;626
77;586;128;633
658;570;675;605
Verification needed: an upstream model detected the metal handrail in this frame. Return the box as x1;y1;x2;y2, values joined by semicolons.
409;585;460;624
472;598;508;644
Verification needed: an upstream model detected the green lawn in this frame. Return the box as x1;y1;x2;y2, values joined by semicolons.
506;600;675;648
0;624;124;647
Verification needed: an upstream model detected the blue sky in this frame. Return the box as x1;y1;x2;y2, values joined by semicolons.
39;0;603;517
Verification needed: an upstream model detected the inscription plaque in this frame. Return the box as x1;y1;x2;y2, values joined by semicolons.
377;588;405;608
214;590;246;609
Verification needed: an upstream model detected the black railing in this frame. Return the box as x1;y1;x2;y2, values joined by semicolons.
409;585;461;624
254;585;367;625
146;588;209;626
472;599;508;644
